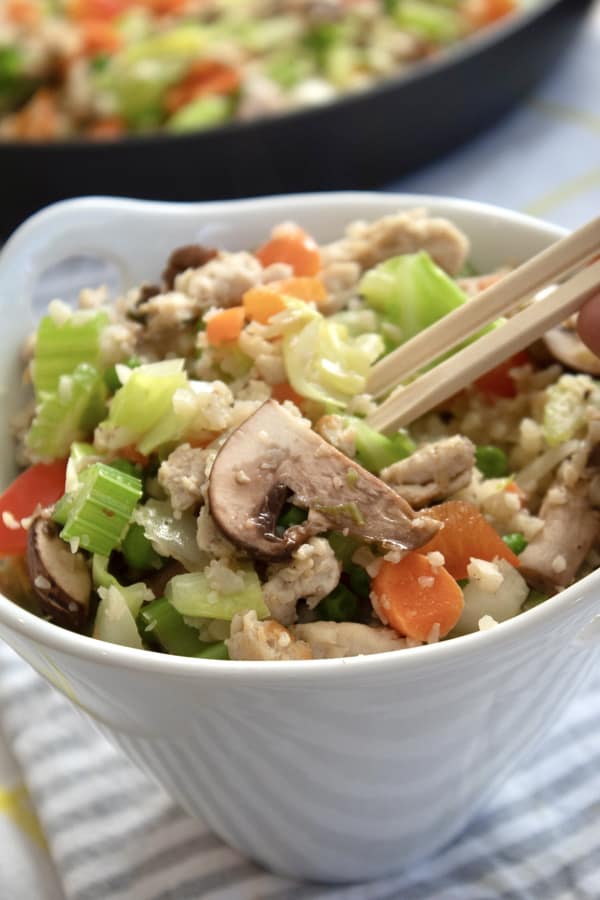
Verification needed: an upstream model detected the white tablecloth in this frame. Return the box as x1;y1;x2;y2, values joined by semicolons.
2;4;600;897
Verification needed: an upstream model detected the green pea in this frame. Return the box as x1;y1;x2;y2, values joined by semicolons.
502;533;528;555
475;445;509;478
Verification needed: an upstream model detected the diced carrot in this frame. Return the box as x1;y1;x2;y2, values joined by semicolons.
165;61;241;114
80;19;122;55
242;287;287;324
67;0;132;20
6;0;40;25
0;461;67;557
504;481;526;506
256;226;321;277
475;350;530;400
85;116;126;139
270;383;305;406
118;445;149;467
462;0;516;27
418;500;520;580
206;306;246;346
371;552;464;642
271;277;327;305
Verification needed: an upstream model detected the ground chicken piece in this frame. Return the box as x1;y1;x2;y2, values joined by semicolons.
319;260;361;313
175;251;264;310
381;436;475;508
263;537;341;625
320;208;469;275
158;444;210;514
227;611;313;660
196;504;237;560
315;414;356;458
292;621;408;658
519;481;600;590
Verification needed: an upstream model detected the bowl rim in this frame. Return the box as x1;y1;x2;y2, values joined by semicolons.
0;0;568;153
1;189;596;683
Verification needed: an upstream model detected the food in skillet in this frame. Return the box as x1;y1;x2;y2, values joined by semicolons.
0;0;519;140
1;207;599;660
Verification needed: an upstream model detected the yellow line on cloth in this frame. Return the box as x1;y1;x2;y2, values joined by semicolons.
0;783;47;850
528;99;600;136
523;167;600;219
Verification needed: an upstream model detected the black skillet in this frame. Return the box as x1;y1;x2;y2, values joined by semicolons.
0;0;593;238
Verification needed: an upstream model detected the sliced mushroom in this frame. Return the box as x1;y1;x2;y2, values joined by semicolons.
208;400;439;561
162;244;219;289
27;517;92;632
544;321;600;376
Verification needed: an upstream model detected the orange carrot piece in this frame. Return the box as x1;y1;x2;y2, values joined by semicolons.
419;500;520;580
118;445;149;467
86;116;126;139
242;287;287;324
165;61;241;114
256;226;321;277
270;383;305;406
80;19;123;55
371;552;464;642
7;0;40;25
271;276;327;305
462;0;516;27
206;306;246;346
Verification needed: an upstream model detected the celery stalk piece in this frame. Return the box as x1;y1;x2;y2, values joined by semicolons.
134;500;210;572
32;311;108;398
543;374;600;447
65;442;98;493
93;585;143;650
26;363;107;461
137;597;210;656
392;1;463;42
350;417;415;472
60;463;143;557
167;96;233;133
195;641;229;660
166;566;269;621
92;554;153;618
96;359;188;452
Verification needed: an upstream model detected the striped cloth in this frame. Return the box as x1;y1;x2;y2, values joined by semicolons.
2;3;600;897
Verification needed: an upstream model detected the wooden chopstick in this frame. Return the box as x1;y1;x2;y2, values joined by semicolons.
366;257;600;434
367;215;600;399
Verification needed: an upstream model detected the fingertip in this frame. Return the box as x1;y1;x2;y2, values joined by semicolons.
577;294;600;357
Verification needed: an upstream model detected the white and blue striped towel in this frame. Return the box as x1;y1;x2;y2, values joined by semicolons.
2;3;600;896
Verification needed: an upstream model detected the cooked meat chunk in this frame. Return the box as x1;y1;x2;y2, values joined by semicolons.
381;436;475;508
158;444;210;514
319;260;362;313
292;621;408;658
320;209;469;276
227;610;312;660
175;251;264;310
263;537;341;625
519;482;600;590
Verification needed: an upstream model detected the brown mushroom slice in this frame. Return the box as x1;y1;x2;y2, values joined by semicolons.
162;244;219;289
544;323;600;376
208;400;439;561
27;517;92;632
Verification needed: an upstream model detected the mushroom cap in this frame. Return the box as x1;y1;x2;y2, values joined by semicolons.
27;517;92;632
208;400;439;561
544;325;600;376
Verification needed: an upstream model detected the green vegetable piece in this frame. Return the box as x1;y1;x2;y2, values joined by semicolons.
93;585;143;649
278;505;308;530
327;531;361;567
475;445;509;479
392;1;463;42
543;374;600;447
122;523;162;571
317;585;359;622
502;533;528;555
52;494;74;527
33;311;109;398
167;95;233;132
195;641;229;660
346;562;371;599
351;416;415;472
92;554;152;617
60;463;143;557
137;597;208;656
360;251;468;352
166;567;268;621
108;458;141;479
522;589;549;612
103;356;141;394
26;363;107;461
457;578;469;589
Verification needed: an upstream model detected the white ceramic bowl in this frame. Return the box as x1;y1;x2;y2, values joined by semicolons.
1;193;599;884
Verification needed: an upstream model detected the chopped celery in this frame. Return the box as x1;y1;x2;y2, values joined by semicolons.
134;500;209;572
316;585;359;622
195;641;229;660
327;531;361;567
60;463;143;557
167;95;233;133
137;597;210;656
26;364;107;461
121;523;162;571
350;417;415;472
346;562;370;599
96;359;188;452
65;442;98;492
92;554;153;617
360;251;468;351
93;585;143;649
104;356;141;394
543;374;600;447
166;566;268;621
392;1;463;42
283;317;384;407
52;494;74;527
33;311;108;398
277;504;308;530
330;308;380;336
